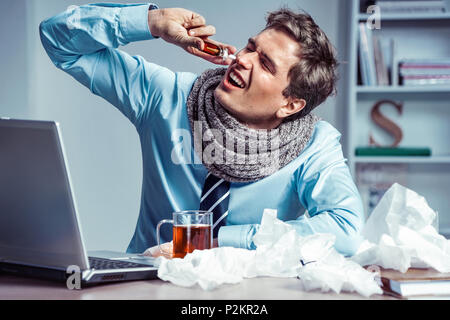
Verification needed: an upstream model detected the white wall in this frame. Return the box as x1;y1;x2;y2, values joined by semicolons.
0;0;28;118
2;0;348;252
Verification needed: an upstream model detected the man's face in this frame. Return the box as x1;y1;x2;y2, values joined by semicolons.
214;28;301;129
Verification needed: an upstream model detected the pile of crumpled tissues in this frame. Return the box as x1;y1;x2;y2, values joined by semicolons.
351;183;450;273
155;183;450;297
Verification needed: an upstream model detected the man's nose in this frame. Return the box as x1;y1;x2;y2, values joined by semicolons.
235;50;255;69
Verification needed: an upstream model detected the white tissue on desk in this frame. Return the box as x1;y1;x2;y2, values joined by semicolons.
351;183;450;273
156;247;255;291
156;209;382;297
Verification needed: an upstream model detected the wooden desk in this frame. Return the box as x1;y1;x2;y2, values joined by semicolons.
0;274;394;300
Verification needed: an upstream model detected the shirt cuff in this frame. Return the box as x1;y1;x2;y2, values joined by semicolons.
119;3;159;42
218;224;259;250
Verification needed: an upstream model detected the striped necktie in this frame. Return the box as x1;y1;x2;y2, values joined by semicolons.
199;173;230;238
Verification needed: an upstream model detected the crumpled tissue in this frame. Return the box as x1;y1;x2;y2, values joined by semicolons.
351;183;450;273
155;209;382;296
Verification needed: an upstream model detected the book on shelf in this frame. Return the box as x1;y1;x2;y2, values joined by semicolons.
374;0;447;14
358;24;393;86
399;58;450;67
403;76;450;86
359;23;377;86
400;68;450;76
399;58;450;86
376;268;450;298
355;146;432;156
373;35;390;86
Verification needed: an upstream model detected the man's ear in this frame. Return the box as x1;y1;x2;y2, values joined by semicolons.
276;97;306;119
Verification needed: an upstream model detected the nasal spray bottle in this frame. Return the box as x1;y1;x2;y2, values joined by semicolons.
201;41;236;61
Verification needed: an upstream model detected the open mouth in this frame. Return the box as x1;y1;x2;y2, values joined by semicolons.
228;70;246;89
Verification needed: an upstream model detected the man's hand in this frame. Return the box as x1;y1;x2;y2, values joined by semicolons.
143;241;173;258
148;8;236;65
143;239;219;258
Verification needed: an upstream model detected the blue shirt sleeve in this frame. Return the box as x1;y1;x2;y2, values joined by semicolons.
292;124;365;256
39;3;169;127
219;123;365;257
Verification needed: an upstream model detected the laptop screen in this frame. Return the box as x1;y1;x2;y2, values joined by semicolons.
0;119;88;270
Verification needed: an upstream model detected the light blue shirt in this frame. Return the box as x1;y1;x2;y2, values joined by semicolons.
40;3;364;256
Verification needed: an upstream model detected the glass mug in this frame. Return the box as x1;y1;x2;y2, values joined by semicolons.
156;211;213;258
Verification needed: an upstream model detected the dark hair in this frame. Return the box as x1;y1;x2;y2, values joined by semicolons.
264;8;338;120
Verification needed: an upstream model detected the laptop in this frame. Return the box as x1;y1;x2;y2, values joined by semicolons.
0;118;158;286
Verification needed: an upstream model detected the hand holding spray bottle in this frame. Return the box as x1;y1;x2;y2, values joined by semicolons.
200;41;236;61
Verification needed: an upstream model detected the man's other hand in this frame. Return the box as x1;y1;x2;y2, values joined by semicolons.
143;239;219;258
148;8;236;65
143;241;173;258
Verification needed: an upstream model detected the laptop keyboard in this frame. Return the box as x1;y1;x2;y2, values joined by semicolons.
88;257;151;270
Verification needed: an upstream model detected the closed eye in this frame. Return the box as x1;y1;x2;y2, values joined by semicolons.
260;58;272;72
247;38;276;74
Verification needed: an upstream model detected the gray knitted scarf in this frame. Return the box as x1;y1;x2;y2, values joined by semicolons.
186;68;320;183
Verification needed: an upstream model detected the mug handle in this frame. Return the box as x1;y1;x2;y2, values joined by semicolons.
156;219;173;257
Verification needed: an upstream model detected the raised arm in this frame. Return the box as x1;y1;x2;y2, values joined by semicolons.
39;3;235;126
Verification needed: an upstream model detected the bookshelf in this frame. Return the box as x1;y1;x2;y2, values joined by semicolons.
346;0;450;237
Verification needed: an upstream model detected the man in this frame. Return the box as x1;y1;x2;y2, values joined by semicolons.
40;3;364;257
